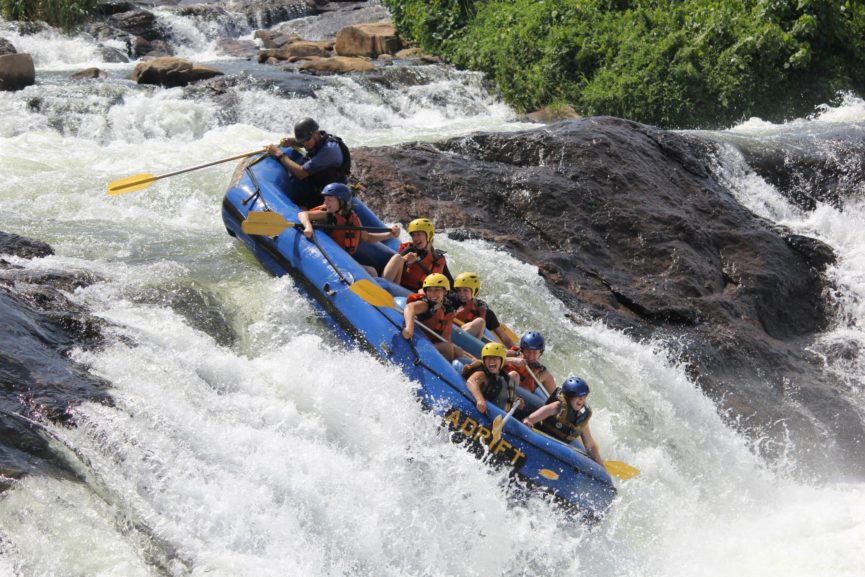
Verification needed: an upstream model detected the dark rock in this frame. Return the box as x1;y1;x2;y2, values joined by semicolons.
108;9;168;41
0;53;35;92
133;37;174;58
93;0;138;16
0;38;16;56
351;117;863;476
99;45;130;63
1;231;111;488
783;233;836;271
0;231;54;259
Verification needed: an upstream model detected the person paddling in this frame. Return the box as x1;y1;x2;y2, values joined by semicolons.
505;331;557;396
265;117;351;209
522;376;604;466
450;271;516;349
382;218;453;291
402;273;462;361
463;342;523;415
297;183;399;274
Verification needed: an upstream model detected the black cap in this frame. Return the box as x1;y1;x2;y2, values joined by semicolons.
294;117;319;141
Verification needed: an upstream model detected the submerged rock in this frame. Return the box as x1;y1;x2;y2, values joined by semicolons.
0;231;111;490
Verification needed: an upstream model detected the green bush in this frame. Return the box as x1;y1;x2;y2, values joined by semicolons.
383;0;865;128
1;0;99;30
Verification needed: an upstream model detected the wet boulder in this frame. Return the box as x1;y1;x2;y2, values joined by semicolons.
259;40;333;62
107;9;168;41
0;37;16;55
70;67;109;81
335;22;401;58
132;56;223;87
0;53;35;92
297;55;374;74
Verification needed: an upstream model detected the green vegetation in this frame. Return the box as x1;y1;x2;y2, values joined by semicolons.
382;0;865;128
1;0;99;30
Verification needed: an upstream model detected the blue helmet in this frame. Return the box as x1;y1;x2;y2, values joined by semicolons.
519;331;545;352
562;376;590;398
321;182;352;207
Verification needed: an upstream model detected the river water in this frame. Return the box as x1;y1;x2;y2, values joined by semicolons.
1;5;864;577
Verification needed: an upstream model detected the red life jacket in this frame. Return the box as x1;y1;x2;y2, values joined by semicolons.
455;297;488;323
504;359;547;393
398;242;446;291
314;205;362;254
407;292;455;340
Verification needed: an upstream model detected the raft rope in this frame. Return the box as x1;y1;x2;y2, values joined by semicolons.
241;159;270;211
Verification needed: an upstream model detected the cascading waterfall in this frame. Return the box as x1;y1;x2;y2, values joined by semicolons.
1;5;864;576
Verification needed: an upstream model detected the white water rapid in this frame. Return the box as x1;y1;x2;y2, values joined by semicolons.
1;6;864;577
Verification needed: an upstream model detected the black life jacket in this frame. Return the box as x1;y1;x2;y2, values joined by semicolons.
307;132;351;193
462;360;516;410
538;388;592;443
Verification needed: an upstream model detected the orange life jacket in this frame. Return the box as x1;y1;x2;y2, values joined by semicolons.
454;297;488;323
504;359;547;393
314;205;362;254
398;242;446;291
407;292;456;340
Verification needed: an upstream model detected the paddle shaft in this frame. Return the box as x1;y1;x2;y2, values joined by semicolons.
156;148;265;180
108;148;266;195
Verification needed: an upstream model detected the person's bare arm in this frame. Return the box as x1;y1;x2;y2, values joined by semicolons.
580;425;604;466
466;372;488;414
522;402;558;426
402;301;427;340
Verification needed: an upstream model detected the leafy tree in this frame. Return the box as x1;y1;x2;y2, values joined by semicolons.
383;0;865;128
1;0;99;30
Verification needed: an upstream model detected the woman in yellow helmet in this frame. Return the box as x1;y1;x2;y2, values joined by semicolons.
402;273;462;361
463;342;523;415
382;217;452;291
450;271;516;349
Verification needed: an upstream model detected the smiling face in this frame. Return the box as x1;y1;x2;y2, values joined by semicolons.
322;196;341;212
521;348;542;363
483;355;503;373
568;394;587;412
455;287;473;303
424;285;446;302
410;230;428;250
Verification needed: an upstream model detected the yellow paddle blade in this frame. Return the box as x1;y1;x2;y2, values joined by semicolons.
604;460;640;481
349;278;397;309
241;212;296;236
107;173;156;196
245;211;289;226
490;415;505;445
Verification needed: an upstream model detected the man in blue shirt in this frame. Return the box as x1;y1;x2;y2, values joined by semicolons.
265;117;352;208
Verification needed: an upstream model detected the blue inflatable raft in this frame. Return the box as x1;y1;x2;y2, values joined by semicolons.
221;149;617;519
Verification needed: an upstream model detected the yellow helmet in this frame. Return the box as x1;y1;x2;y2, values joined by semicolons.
453;272;481;297
407;218;435;243
481;342;507;362
422;273;450;291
